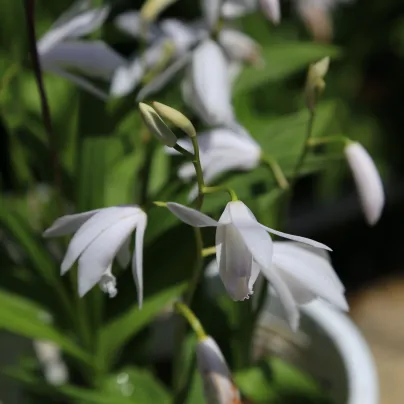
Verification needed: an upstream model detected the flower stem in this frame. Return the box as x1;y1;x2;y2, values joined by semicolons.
307;135;351;147
191;137;205;210
203;185;238;201
260;154;289;190
202;246;216;257
174;301;207;341
23;0;62;206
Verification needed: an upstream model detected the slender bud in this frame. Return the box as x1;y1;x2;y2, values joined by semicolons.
152;102;196;137
138;103;177;146
140;0;177;23
305;56;330;110
196;336;242;404
344;142;384;226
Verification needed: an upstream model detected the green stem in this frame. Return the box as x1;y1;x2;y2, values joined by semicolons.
191;137;205;210
202;246;216;257
174;302;207;340
307;135;351;147
260;154;289;190
203;185;238;201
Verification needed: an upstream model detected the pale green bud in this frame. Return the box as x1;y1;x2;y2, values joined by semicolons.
138;103;177;147
305;57;330;110
140;0;177;23
152;102;196;138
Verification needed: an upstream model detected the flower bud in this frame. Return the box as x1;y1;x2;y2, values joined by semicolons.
344;142;384;225
140;0;177;23
305;57;330;110
138;103;177;146
196;336;241;404
152;102;196;137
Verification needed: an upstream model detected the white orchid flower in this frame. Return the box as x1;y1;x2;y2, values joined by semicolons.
183;39;234;126
166;200;332;329
38;2;125;100
196;336;241;404
167;128;261;199
43;206;147;306
203;241;347;330
344;142;384;226
201;0;222;30
111;19;204;98
218;29;262;65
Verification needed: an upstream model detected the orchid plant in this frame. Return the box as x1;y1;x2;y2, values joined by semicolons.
0;0;384;403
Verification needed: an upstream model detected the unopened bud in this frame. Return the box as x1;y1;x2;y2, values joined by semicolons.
196;336;242;404
152;102;196;137
138;103;177;146
305;56;330;110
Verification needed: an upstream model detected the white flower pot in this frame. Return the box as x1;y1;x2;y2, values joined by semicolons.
255;296;379;404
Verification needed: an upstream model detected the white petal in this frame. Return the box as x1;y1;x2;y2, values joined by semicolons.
132;212;147;308
43;209;100;237
274;242;343;291
114;11;156;40
276;268;316;304
221;0;257;18
61;207;141;275
43;40;125;79
218;29;261;64
345;142;384;226
77;215;140;297
166;202;218;227
38;5;109;54
191;40;234;126
160;19;199;54
217;224;253;300
273;244;348;311
259;0;281;24
136;53;190;101
110;61;144;97
201;0;222;30
260;265;300;330
228;201;273;269
248;261;261;292
260;224;332;251
116;237;131;268
45;66;109;100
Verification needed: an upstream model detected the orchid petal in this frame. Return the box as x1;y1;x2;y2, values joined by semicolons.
166;202;218;227
43;41;126;79
276;268;316;304
260;265;300;330
229;201;273;269
201;0;222;30
43;209;101;237
345;142;384;226
38;4;109;54
132;212;147;308
110;61;144;97
114;11;157;40
61;207;140;275
259;0;281;24
117;237;131;268
77;215;140;297
260;224;332;251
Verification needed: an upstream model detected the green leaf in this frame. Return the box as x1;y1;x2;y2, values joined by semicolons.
235;357;330;403
0;289;92;364
233;42;341;96
98;283;186;368
102;367;171;403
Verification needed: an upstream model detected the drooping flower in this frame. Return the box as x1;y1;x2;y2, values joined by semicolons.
43;206;147;306
38;2;125;99
166;127;261;199
196;336;242;404
166;200;334;329
344;142;384;226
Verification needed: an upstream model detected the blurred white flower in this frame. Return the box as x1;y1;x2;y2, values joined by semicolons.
196;336;242;404
259;0;281;24
111;18;205;97
38;1;125;100
43;206;147;306
221;0;257;19
34;340;68;386
201;0;222;30
166;200;333;330
218;29;262;65
167;128;260;199
183;39;234;126
344;142;384;226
